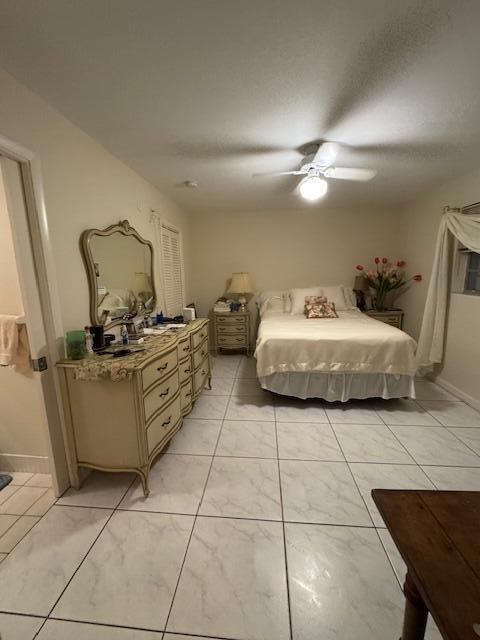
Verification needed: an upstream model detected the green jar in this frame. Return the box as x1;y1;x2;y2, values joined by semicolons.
66;330;87;360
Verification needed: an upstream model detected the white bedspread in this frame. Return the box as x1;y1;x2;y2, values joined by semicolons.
255;310;417;378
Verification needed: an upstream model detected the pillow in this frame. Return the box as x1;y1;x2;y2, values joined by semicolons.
284;294;292;313
321;285;348;310
289;287;323;314
343;286;358;309
259;297;284;316
305;299;338;319
304;295;327;306
256;290;287;316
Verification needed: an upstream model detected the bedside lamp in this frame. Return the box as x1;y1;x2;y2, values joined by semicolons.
228;272;253;312
353;275;368;311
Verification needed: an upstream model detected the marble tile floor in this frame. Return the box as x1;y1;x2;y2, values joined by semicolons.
1;355;479;639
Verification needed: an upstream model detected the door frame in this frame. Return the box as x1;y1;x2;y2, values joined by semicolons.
0;133;69;495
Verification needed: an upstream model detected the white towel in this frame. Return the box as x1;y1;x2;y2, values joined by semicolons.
0;314;30;370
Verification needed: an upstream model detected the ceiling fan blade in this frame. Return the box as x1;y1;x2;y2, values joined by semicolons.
313;142;339;167
252;170;306;178
324;167;377;181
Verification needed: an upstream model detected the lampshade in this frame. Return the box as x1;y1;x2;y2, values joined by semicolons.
228;272;254;294
353;275;368;291
133;271;152;294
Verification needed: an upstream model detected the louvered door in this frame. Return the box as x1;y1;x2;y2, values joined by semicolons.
161;223;185;316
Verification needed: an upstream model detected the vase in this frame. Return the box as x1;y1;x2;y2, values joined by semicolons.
374;290;388;311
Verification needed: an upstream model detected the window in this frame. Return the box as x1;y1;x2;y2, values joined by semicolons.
465;251;480;293
451;203;480;296
160;222;185;316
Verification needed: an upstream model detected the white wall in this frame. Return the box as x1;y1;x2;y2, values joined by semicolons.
0;68;191;465
399;167;480;406
0;68;191;333
191;206;403;320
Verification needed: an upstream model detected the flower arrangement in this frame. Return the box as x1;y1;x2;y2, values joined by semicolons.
355;258;422;311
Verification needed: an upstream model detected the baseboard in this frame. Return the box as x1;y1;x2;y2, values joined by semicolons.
0;453;50;474
434;376;480;412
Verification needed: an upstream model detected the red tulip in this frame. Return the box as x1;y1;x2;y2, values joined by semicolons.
397;260;406;267
355;264;364;271
382;257;388;264
374;257;380;264
413;274;422;282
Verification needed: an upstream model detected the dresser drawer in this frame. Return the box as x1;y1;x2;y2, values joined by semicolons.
216;315;246;326
382;316;402;327
178;336;191;359
193;358;210;395
216;324;246;336
180;380;193;413
144;370;179;424
367;313;402;328
191;324;209;349
146;395;181;455
218;334;247;347
178;356;192;384
142;348;178;392
193;340;209;369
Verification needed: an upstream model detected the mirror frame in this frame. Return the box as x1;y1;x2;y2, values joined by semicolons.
81;219;156;329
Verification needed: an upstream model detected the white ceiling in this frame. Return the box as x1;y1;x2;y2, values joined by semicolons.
1;0;480;213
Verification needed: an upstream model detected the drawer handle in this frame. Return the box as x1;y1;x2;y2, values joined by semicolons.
236;338;243;342
185;391;192;397
184;367;191;373
158;387;170;398
235;318;243;322
200;350;206;356
236;327;243;331
201;370;207;375
182;345;190;352
157;363;168;371
162;416;172;427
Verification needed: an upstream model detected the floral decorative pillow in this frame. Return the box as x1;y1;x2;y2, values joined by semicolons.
304;295;338;319
305;295;327;305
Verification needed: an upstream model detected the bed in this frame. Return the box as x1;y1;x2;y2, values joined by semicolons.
255;290;417;402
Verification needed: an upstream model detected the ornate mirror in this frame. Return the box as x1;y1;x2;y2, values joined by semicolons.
81;220;156;329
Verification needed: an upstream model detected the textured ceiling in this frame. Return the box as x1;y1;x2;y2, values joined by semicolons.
1;0;480;213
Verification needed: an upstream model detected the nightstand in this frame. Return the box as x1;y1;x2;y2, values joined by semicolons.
213;311;251;355
364;309;404;329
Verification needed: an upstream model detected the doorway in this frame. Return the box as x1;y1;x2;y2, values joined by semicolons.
0;142;69;497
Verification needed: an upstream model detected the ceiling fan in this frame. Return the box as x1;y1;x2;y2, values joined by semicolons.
253;142;377;201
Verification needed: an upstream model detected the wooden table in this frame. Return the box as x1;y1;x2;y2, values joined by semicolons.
372;489;480;640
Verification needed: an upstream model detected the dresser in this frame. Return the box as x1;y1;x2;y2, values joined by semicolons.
213;311;251;356
57;319;210;496
364;309;404;329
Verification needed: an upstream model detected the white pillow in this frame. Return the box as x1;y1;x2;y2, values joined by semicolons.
260;297;284;316
321;285;348;310
289;287;323;314
284;293;292;313
256;290;287;316
343;286;358;309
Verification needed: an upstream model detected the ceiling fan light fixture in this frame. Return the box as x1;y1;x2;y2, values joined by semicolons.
299;175;328;201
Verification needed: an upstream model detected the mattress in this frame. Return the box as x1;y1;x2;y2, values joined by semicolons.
255;310;417;401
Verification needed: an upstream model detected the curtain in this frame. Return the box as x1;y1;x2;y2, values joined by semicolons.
416;210;480;371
